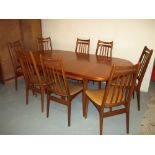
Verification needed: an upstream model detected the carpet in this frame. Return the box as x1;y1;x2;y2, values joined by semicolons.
139;82;155;134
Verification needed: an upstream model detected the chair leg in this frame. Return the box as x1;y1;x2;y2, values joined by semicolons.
68;103;71;127
15;75;18;91
46;94;50;118
126;110;129;134
84;95;89;119
26;85;29;105
136;90;140;111
133;91;135;99
98;81;101;89
32;86;37;96
40;87;44;113
99;113;103;135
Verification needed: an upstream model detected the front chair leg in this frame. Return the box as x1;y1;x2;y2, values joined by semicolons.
15;75;18;91
126;110;129;134
40;87;44;113
68;103;71;127
46;94;50;118
26;85;29;105
99;113;103;135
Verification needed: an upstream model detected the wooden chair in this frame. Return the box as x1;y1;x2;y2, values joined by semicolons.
85;64;140;134
96;40;113;57
40;55;83;126
95;40;113;89
7;40;23;90
74;38;90;83
37;37;52;51
18;51;46;112
75;38;90;54
135;46;153;111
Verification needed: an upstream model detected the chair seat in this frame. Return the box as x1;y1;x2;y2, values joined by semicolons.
68;82;83;96
47;81;83;96
29;75;46;86
16;69;23;76
85;87;125;107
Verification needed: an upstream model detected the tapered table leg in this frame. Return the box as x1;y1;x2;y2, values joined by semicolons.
83;79;88;118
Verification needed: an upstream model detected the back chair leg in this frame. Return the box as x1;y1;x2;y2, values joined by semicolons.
133;91;135;99
98;81;102;89
136;90;140;111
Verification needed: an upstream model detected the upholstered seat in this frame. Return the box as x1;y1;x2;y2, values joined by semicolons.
86;87;125;107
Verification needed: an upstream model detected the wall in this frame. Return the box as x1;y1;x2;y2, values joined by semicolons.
41;19;155;92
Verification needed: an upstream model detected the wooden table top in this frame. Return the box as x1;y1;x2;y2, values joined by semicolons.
33;50;133;81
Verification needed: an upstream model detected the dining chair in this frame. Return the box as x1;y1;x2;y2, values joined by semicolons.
40;55;83;126
7;40;24;90
18;51;46;112
96;40;113;57
85;63;140;134
135;46;153;111
75;38;90;54
95;40;113;89
37;37;52;51
74;38;90;83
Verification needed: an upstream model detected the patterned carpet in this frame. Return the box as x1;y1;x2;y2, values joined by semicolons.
139;81;155;134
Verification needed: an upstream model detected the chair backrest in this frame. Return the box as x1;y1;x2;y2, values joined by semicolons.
7;40;23;72
37;37;52;51
75;38;90;54
101;64;139;108
18;51;41;85
137;46;153;88
96;40;113;57
40;55;70;97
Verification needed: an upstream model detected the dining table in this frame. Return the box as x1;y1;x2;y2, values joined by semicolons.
33;50;133;117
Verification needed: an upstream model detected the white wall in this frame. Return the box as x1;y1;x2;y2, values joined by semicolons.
41;19;155;92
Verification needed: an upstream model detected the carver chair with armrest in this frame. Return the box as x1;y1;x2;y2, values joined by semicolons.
75;38;90;54
7;40;24;90
85;63;139;134
135;46;153;111
18;51;46;112
95;40;113;89
37;37;52;51
40;55;83;126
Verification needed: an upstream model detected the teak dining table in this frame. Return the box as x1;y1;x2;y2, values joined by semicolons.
33;50;133;117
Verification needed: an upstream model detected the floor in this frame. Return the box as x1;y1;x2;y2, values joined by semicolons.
139;81;155;134
0;79;149;135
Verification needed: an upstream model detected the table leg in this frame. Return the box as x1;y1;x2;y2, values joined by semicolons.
83;79;88;118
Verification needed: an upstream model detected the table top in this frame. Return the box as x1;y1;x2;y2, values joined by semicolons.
33;50;133;81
